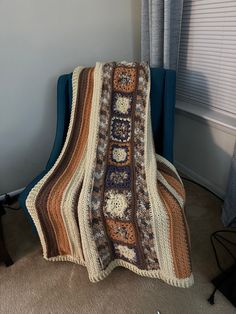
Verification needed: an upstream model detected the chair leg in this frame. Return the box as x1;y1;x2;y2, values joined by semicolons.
0;214;13;267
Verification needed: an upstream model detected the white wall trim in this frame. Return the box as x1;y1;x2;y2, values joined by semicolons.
176;99;236;136
0;188;25;202
175;160;225;200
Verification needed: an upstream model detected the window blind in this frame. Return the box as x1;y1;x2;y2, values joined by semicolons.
176;0;236;116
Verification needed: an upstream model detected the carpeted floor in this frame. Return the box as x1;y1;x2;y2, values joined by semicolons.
0;180;235;314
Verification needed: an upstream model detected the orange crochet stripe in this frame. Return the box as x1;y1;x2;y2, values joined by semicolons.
158;182;191;279
47;68;94;255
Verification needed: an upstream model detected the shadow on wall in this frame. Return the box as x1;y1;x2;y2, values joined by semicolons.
175;69;233;198
0;0;142;195
175;0;233;198
0;77;57;195
130;0;141;61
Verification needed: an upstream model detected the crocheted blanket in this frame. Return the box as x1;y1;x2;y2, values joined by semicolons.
26;62;193;287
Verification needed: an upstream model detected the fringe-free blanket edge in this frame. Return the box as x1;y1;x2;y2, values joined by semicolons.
26;62;193;288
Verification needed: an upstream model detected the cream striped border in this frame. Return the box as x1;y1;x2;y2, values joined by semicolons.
26;62;193;287
26;66;85;265
144;65;193;287
88;258;193;287
78;62;105;279
157;153;183;184
157;171;184;208
61;157;86;261
60;69;92;261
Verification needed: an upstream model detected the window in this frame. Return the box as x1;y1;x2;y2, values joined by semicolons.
176;0;236;116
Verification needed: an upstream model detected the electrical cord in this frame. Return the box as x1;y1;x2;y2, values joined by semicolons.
0;193;20;212
179;176;234;305
208;230;236;304
2;205;20;211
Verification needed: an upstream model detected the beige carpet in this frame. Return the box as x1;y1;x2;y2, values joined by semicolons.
0;180;235;314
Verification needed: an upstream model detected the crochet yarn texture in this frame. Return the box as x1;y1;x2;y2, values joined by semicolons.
26;62;193;287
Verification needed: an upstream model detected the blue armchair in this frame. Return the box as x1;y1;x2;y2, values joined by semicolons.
19;68;176;224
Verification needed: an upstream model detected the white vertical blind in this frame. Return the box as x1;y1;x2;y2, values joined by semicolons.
176;0;236;115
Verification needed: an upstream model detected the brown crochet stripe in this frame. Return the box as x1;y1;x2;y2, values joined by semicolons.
160;171;185;200
158;182;191;279
35;69;88;257
34;72;86;257
47;68;94;255
157;160;181;183
35;68;93;257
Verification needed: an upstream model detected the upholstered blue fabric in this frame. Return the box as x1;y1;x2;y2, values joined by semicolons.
19;68;176;226
19;74;72;222
150;68;176;162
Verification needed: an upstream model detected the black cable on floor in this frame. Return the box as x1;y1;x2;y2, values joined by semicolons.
180;176;235;306
0;193;20;212
208;230;236;305
2;205;20;211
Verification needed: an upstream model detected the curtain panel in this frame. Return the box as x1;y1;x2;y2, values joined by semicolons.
141;0;184;70
222;142;236;227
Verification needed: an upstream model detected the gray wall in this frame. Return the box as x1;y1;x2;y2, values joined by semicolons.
174;110;236;198
0;0;141;194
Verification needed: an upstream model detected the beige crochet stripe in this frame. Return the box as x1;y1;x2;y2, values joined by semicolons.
155;155;192;279
156;155;185;210
78;62;105;279
26;62;193;287
158;171;185;200
26;67;85;264
157;154;183;182
45;69;91;256
45;69;93;256
59;68;94;261
158;183;191;279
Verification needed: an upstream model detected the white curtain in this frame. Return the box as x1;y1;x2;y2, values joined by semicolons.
141;0;184;70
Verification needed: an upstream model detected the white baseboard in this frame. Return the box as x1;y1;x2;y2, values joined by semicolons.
0;187;25;202
174;160;225;200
